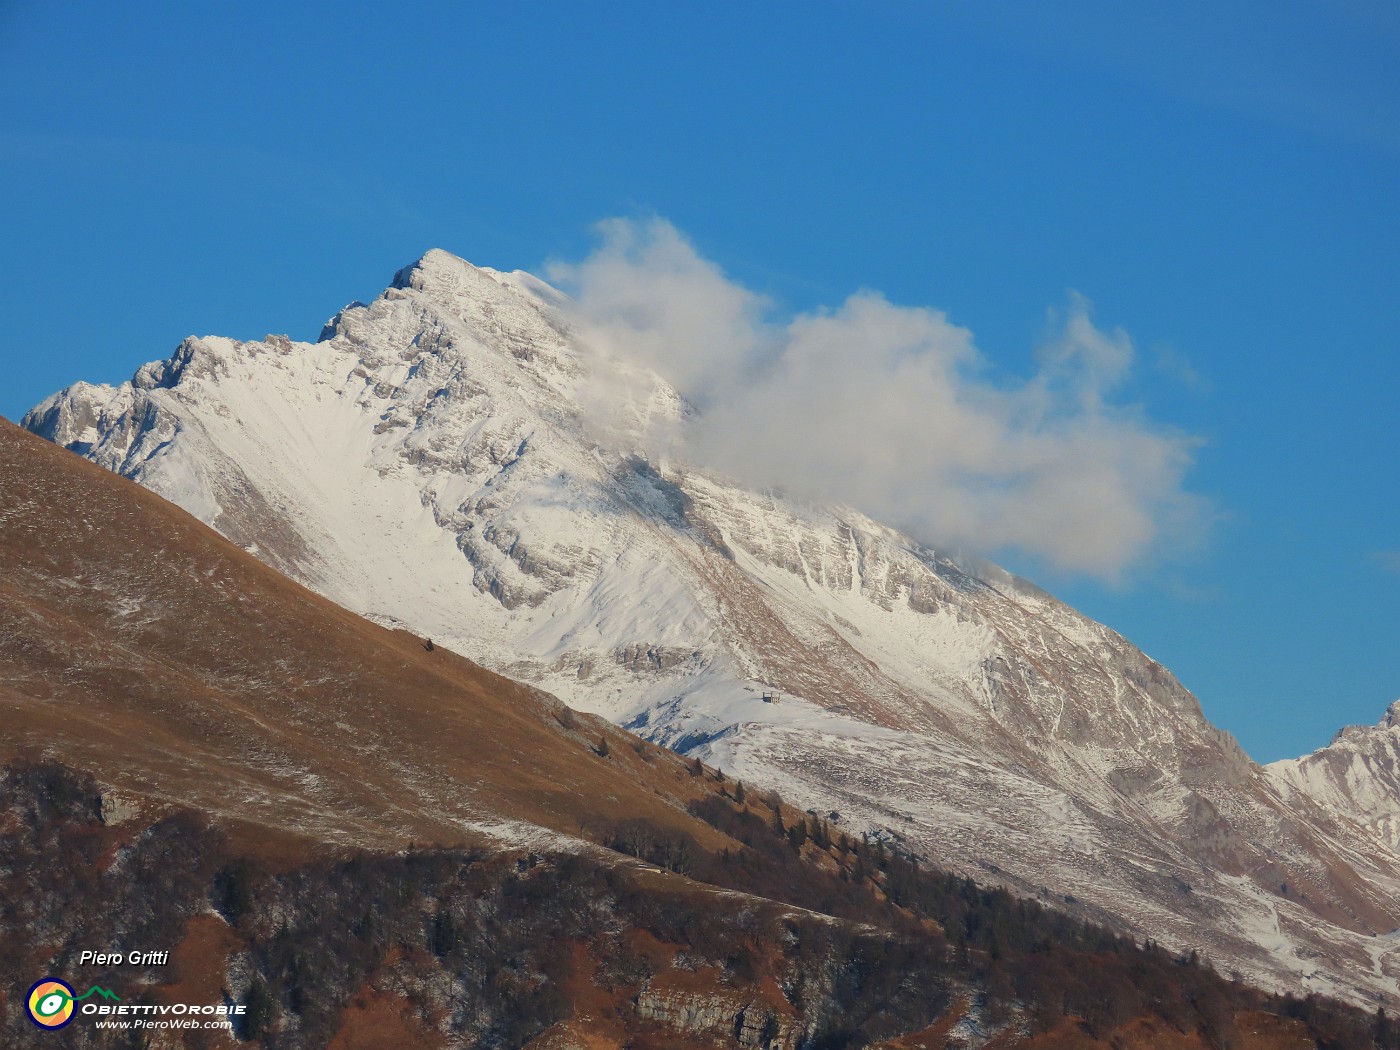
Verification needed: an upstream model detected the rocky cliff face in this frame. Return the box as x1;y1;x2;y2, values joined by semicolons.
25;249;1400;1005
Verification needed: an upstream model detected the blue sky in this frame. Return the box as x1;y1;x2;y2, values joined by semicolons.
1;1;1396;761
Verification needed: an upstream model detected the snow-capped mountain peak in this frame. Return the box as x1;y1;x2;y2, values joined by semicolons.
1269;699;1400;857
25;248;1400;1005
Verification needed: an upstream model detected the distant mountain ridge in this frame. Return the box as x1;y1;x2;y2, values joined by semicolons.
1269;701;1400;853
26;247;1400;1006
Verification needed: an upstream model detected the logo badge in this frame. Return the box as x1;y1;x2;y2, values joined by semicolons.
26;979;76;1029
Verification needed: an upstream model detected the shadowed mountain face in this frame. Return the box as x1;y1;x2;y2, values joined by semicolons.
23;249;1400;1006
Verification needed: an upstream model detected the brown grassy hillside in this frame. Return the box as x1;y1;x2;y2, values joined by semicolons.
0;418;727;854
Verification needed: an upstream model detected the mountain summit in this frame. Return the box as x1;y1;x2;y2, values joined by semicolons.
1270;698;1400;855
26;249;1400;1005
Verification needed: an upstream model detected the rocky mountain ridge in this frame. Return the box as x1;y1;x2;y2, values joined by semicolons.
25;248;1400;1006
1269;700;1400;853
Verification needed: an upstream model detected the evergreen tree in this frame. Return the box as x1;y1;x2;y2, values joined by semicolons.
242;976;275;1040
787;821;808;853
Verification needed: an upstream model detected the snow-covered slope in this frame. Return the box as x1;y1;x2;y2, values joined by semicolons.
25;249;1400;1006
1270;701;1400;852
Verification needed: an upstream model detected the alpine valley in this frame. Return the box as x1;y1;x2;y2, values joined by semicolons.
25;249;1400;1010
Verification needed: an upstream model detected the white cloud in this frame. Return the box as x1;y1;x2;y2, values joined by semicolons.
551;218;1209;581
1035;290;1135;412
1152;343;1211;393
1374;550;1400;575
547;218;773;403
